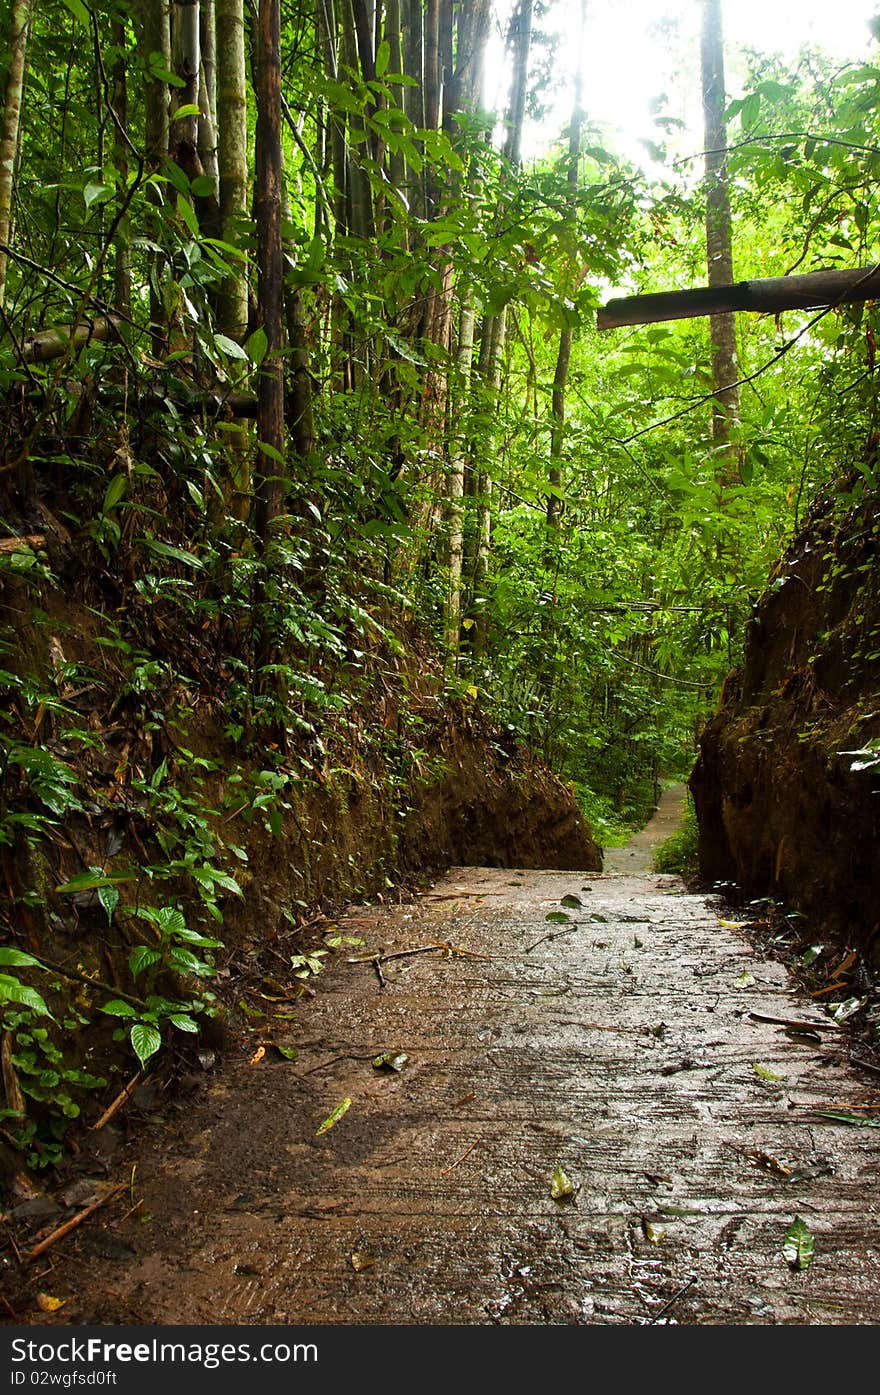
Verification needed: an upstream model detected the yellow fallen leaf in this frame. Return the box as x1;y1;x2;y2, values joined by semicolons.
249;1045;266;1065
36;1293;66;1313
316;1097;352;1136
350;1251;374;1272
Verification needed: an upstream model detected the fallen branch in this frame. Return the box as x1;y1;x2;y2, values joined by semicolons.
440;1138;480;1175
0;533;45;553
748;1011;840;1032
25;1183;126;1263
297;1051;381;1078
650;1274;698;1324
524;928;579;953
91;1071;142;1131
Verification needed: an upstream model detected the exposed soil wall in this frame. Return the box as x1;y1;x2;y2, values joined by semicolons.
690;482;880;955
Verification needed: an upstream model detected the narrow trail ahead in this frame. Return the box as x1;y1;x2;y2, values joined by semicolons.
32;797;880;1326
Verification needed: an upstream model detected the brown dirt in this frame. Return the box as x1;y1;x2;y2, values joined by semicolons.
9;832;880;1326
691;484;880;955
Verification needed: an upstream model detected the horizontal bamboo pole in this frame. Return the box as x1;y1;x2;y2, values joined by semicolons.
597;265;880;330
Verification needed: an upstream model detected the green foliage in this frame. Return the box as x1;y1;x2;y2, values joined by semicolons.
652;796;701;881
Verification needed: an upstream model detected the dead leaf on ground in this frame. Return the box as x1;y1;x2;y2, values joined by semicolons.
249;1046;266;1065
745;1150;792;1178
783;1216;814;1271
371;1051;409;1072
642;1218;666;1243
316;1097;352;1136
752;1063;786;1083
550;1165;574;1200
36;1293;66;1312
350;1251;374;1272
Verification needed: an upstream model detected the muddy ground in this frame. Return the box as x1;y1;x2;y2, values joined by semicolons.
5;790;880;1326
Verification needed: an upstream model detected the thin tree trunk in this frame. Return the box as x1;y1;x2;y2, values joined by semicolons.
471;0;532;648
444;294;476;660
254;0;286;550
503;0;532;166
171;0;201;160
701;0;740;480
0;0;33;309
216;0;249;339
198;0;219;193
135;0;171;353
547;0;585;532
111;13;131;318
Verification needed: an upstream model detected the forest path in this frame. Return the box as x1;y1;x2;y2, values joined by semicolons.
27;809;880;1326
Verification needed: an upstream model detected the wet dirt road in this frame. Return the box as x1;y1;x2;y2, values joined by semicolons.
21;801;880;1326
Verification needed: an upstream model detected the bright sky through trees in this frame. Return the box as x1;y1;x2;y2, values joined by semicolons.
489;0;880;163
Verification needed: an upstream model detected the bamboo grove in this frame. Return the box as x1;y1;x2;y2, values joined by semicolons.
2;0;880;833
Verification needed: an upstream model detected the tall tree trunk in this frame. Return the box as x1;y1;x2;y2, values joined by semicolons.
444;293;475;661
254;0;286;551
502;0;532;166
216;0;249;339
547;0;585;532
135;0;171;353
0;0;33;310
198;0;219;193
701;0;740;481
171;0;201;160
470;0;532;648
111;12;131;318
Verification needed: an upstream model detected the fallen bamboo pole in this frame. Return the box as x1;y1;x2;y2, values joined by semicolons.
598;265;880;330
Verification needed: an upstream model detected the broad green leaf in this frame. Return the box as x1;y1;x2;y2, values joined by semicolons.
176;192;201;239
129;946;162;979
213;333;249;361
168;1014;199;1033
130;1022;162;1065
56;869;134;894
101;999;139;1018
375;39;391;77
560;895;582;908
550;1165;574;1200
60;0;90;24
316;1097;352;1136
545;911;570;924
0;974;51;1015
97;884;119;925
0;948;43;968
190;174;216;198
102;474;127;513
83;182;115;213
141;538;205;569
246;327;268;365
171;103;202;121
783;1216;814;1271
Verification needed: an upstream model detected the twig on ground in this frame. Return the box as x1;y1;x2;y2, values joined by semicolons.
440;1139;480;1175
91;1072;142;1131
25;1184;126;1263
650;1275;697;1324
